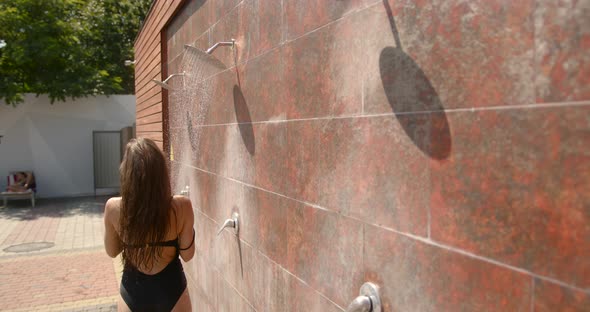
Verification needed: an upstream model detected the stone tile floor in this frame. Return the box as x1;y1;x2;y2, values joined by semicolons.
0;196;122;311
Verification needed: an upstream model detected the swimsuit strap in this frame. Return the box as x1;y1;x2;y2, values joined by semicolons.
172;198;195;252
149;238;178;247
151;198;180;249
125;199;182;250
171;199;181;253
179;229;195;251
124;238;178;249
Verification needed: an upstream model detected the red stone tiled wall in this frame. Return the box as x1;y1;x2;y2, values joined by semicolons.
139;0;590;310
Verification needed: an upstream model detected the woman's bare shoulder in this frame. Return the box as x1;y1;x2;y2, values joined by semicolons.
172;195;193;215
172;195;191;209
106;196;122;207
105;197;122;217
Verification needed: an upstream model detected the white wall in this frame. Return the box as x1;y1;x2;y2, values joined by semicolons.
0;94;135;198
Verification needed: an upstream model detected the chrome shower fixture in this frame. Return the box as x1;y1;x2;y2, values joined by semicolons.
151;72;187;90
205;39;235;54
183;44;230;71
184;39;235;55
183;44;200;53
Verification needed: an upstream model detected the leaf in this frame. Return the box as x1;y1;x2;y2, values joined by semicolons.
0;0;151;105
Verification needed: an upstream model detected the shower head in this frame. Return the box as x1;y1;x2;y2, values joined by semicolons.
151;72;187;90
151;79;172;90
183;44;228;71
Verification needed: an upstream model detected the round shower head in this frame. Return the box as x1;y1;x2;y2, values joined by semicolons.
152;79;172;90
184;44;228;71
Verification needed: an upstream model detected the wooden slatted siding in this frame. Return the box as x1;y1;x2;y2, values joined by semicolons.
134;0;185;151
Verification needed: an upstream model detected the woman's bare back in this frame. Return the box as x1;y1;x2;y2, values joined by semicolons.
104;195;195;311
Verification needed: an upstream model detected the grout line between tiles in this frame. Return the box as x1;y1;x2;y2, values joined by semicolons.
370;225;590;295
197;210;346;311
180;161;590;296
161;0;373;95
214;265;259;312
167;100;590;130
275;258;346;311
281;1;367;46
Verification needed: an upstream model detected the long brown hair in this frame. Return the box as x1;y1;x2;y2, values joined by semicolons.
119;138;172;270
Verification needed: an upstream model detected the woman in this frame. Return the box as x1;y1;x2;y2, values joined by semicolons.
103;138;195;311
7;171;35;192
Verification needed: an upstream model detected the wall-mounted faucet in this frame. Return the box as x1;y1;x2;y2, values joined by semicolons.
217;212;239;235
346;282;382;312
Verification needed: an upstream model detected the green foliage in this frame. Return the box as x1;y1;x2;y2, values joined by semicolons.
0;0;152;105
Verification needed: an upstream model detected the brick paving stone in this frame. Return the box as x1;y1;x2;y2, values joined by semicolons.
0;197;107;256
0;196;121;311
0;250;118;310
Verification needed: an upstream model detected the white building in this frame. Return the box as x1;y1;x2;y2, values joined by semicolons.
0;94;135;198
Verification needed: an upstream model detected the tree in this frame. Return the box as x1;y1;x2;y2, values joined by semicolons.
0;0;152;106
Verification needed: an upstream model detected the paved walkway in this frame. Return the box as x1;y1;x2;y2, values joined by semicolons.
0;196;122;312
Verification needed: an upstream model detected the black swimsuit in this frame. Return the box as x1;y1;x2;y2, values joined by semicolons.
120;237;188;312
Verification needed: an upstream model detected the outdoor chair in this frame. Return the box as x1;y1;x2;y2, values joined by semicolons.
1;171;36;208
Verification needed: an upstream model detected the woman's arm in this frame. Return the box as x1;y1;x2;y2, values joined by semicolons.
24;173;33;188
103;198;123;258
176;196;195;262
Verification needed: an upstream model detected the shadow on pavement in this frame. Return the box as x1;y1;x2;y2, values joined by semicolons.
0;196;110;221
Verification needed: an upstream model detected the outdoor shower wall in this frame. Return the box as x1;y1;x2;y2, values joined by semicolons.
136;0;589;311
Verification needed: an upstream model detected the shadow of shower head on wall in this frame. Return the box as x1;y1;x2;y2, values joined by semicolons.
379;0;451;160
233;85;255;155
185;111;198;154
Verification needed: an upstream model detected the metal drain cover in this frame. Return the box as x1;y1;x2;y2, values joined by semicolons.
3;242;55;253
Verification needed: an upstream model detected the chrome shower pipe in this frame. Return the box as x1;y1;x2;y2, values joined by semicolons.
205;39;235;54
151;72;187;90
